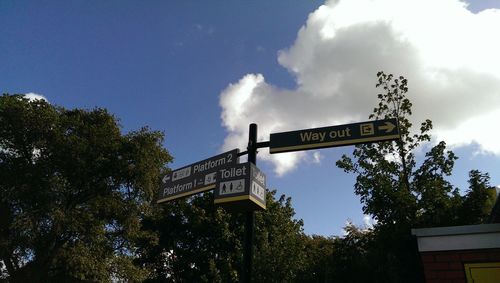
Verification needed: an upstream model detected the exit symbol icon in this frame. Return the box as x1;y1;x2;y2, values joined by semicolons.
360;123;375;136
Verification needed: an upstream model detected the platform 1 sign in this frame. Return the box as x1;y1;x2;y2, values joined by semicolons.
214;162;266;211
157;149;239;203
269;118;400;154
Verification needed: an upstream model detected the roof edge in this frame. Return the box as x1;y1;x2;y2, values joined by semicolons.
411;223;500;237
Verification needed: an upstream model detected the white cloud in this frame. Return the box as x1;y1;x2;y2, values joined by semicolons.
363;214;377;229
24;92;48;102
340;215;376;235
312;152;322;164
435;108;500;155
219;0;500;175
341;220;353;236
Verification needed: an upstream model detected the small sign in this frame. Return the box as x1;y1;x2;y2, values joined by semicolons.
214;162;266;211
157;149;239;203
269;118;400;154
251;181;265;202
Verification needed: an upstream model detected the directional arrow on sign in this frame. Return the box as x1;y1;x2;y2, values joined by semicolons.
162;175;171;183
157;149;239;203
378;121;396;133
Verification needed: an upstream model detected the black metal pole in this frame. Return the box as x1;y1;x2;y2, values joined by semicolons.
243;123;257;283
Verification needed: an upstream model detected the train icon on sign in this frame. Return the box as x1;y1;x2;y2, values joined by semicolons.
172;167;191;182
205;172;217;185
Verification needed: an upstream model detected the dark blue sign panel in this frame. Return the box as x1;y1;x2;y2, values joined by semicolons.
269;118;400;154
157;149;239;203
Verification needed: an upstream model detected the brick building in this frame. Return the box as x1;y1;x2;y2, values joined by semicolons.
412;223;500;282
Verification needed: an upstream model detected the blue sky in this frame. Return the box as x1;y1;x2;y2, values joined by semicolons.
1;0;499;236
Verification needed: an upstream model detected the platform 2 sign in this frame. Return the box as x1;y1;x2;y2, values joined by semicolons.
269;118;400;154
214;162;266;211
157;149;239;203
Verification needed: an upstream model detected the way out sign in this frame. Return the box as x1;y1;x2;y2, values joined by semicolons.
269;118;400;154
214;162;266;212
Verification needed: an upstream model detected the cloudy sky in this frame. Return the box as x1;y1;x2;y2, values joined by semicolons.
1;0;499;235
220;0;500;175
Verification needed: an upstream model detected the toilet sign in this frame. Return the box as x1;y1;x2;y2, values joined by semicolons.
214;162;266;211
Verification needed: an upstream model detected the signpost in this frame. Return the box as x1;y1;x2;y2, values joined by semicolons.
157;149;239;203
269;118;400;154
157;119;400;283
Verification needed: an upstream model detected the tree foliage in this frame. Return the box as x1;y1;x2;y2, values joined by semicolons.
0;94;311;282
295;234;335;282
253;191;306;283
136;192;243;282
137;189;307;283
459;170;498;224
0;94;172;281
335;72;497;282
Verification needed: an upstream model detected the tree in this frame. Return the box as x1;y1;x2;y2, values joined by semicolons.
412;141;463;227
295;234;335;283
329;223;374;283
253;191;307;283
137;190;307;282
335;72;496;282
0;94;172;282
137;192;243;282
459;170;498;224
337;72;443;228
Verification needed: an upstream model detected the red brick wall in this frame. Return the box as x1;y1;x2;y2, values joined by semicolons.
420;248;500;283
